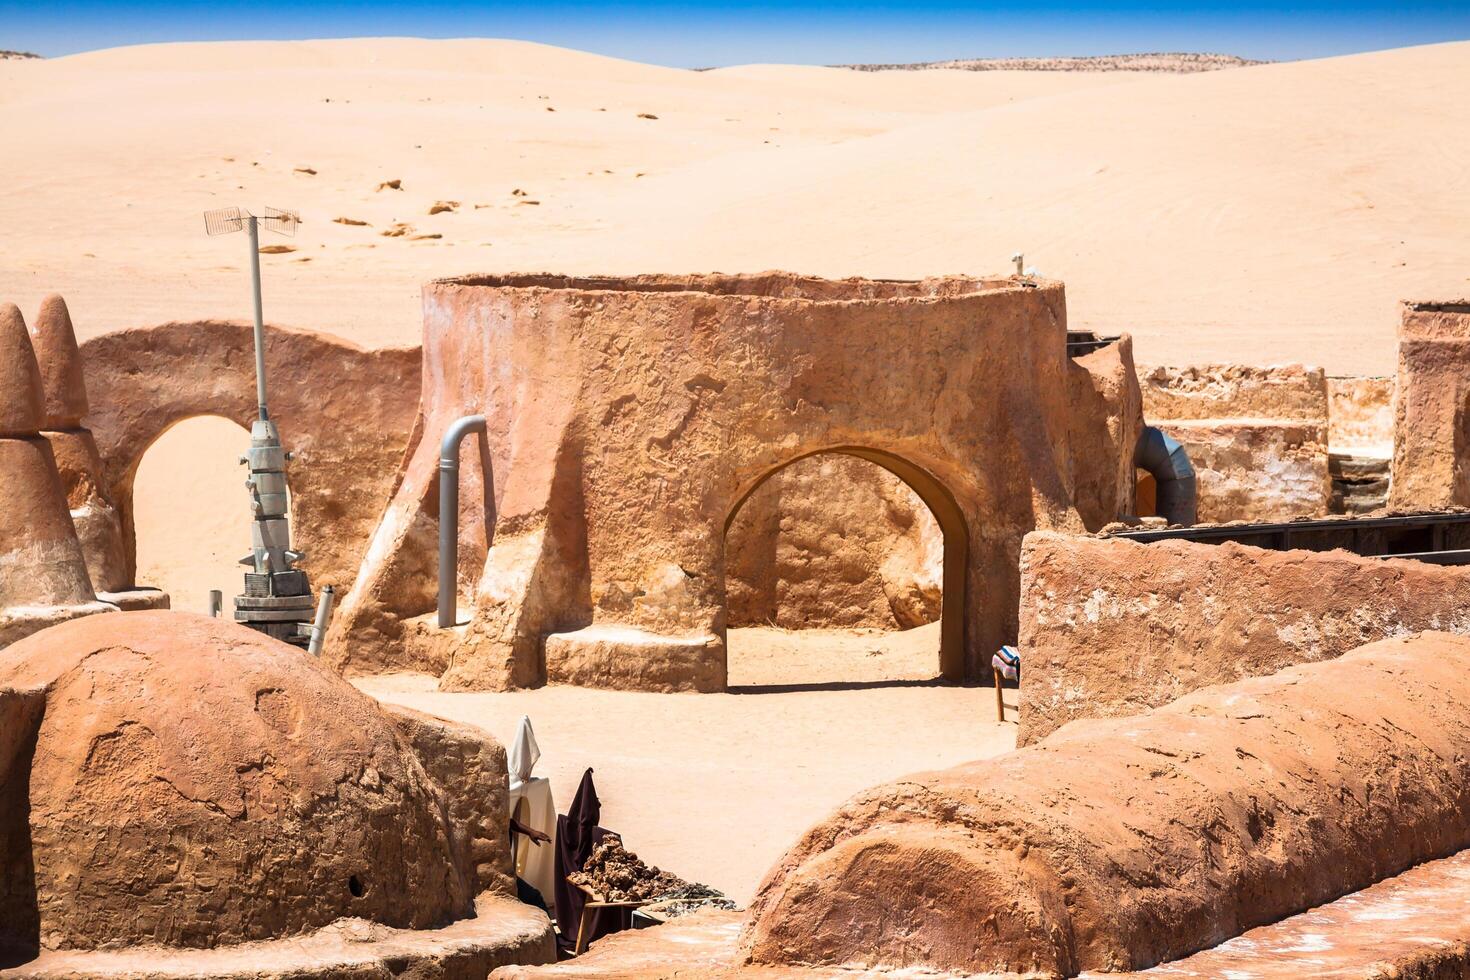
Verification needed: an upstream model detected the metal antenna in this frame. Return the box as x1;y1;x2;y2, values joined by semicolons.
204;206;327;651
205;206;298;420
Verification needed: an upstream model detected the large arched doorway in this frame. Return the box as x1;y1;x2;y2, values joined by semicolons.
723;447;968;688
131;416;259;615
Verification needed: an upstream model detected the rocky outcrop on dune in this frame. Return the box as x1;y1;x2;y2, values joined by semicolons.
837;53;1268;72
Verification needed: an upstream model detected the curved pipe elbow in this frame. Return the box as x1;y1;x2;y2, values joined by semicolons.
1135;425;1197;527
441;414;488;466
439;414;487;628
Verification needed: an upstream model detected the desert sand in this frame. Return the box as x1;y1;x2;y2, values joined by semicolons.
358;664;1014;906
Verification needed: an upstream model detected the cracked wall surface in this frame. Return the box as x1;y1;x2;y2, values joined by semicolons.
1138;363;1331;522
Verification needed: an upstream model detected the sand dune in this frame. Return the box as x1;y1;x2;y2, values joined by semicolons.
592;42;1470;374
0;38;1164;347
3;40;1466;372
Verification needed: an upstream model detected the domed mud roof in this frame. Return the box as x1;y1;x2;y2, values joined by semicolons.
0;611;470;953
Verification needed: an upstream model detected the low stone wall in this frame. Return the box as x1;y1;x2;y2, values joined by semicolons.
1138;364;1331;522
741;632;1470;975
1157;419;1329;522
1017;529;1470;745
1139;363;1329;421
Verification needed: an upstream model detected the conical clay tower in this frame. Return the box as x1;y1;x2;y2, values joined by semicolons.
0;302;115;647
31;295;164;609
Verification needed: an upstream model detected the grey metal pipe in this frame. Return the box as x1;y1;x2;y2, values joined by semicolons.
208;589;222;618
1135;426;1197;526
246;215;269;421
306;585;334;656
439;415;487;628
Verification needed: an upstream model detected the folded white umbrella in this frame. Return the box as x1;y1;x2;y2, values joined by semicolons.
509;714;540;791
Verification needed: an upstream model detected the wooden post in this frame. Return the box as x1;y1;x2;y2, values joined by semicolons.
575;906;591;955
994;666;1005;722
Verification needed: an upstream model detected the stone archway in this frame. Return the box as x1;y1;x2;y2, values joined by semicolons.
725;446;969;682
332;272;1144;692
129;414;256;613
78;321;421;594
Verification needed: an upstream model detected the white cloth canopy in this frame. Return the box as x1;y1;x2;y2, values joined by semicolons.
507;715;557;910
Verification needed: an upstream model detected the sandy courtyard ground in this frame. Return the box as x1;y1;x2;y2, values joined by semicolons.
727;622;942;687
358;651;1015;906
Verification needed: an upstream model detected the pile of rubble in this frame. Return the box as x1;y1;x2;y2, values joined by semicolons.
568;838;684;902
568;838;732;915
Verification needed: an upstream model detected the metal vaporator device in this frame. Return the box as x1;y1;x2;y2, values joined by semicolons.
206;206;333;652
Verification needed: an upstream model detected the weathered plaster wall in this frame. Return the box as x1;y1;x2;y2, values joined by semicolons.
1138;364;1331;522
79;322;422;597
382;705;515;896
1327;375;1394;455
725;453;941;630
1390;301;1470;510
332;273;1143;692
741;632;1470;976
1017;529;1470;745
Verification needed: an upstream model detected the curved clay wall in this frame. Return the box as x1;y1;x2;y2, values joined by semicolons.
741;631;1470;976
331;272;1143;691
79;321;421;596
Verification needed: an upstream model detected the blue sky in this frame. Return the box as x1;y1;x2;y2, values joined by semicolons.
4;0;1468;65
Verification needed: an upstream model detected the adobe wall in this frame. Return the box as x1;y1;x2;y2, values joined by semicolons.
1390;301;1470;509
79;322;422;597
1138;364;1331;522
331;273;1144;692
1327;375;1394;455
725;454;941;630
741;632;1470;975
1017;529;1470;745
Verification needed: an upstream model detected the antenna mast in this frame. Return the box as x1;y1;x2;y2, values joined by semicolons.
204;205;333;652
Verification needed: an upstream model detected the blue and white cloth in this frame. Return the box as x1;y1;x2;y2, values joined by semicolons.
991;645;1021;682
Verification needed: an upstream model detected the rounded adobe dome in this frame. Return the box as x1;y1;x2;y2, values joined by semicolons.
0;611;469;952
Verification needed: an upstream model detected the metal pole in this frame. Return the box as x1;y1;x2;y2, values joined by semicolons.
306;585;334;656
208;589;222;618
438;414;487;628
246;215;269;420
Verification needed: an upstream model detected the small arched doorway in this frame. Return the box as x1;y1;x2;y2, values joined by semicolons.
131;415;260;615
723;447;967;687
